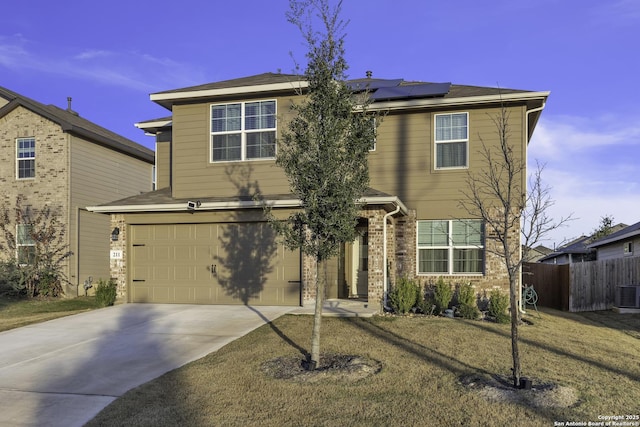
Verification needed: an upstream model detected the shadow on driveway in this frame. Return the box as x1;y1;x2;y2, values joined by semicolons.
0;303;293;427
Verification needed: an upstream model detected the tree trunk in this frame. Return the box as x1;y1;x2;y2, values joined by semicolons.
310;259;324;370
509;276;521;388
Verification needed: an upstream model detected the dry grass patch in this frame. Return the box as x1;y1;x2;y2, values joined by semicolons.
87;308;640;427
0;296;98;332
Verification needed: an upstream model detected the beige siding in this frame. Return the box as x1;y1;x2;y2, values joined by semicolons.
77;209;111;293
171;95;300;199
369;105;525;219
156;140;171;189
69;136;152;289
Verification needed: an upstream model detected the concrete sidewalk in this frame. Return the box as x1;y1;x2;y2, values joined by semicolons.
0;304;294;427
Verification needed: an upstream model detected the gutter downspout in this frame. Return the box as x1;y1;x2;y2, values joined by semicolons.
383;204;402;311
520;101;546;313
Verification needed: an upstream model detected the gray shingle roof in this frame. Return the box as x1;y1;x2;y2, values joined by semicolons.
589;220;640;248
153;72;535;100
153;72;304;95
0;86;154;163
94;186;395;209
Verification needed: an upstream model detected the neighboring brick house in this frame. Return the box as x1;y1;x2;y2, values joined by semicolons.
0;86;154;296
89;72;548;309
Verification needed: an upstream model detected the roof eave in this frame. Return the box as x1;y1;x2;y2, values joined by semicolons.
150;81;310;110
588;230;640;248
88;195;408;215
367;91;550;112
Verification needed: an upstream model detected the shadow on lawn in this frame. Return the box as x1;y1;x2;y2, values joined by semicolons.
344;317;572;423
464;317;640;384
247;305;308;358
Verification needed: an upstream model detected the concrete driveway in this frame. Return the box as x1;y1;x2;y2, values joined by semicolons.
0;303;294;427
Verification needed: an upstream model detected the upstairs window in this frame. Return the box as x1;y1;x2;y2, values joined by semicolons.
211;100;276;162
435;113;468;169
417;219;484;274
17;137;36;179
17;224;35;265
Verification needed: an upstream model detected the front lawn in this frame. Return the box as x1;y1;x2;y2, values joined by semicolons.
86;308;640;426
0;296;98;332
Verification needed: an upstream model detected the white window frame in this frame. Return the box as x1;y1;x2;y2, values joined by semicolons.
434;112;469;169
623;241;633;256
210;100;277;162
16;224;35;265
16;137;36;179
416;219;484;275
370;117;377;152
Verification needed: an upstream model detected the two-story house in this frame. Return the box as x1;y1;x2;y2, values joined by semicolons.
0;86;154;296
89;72;548;309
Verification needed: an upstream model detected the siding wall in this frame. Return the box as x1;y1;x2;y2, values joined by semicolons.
156;139;171;189
171;95;300;199
369;104;525;218
596;237;640;260
69;136;152;292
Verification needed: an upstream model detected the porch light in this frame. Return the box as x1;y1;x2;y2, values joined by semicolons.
111;227;120;241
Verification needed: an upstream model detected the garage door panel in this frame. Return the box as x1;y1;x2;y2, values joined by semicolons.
130;223;300;305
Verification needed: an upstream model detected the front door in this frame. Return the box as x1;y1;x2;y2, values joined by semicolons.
345;227;368;299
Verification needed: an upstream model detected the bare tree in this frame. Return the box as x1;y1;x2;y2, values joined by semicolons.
0;195;72;297
460;104;571;388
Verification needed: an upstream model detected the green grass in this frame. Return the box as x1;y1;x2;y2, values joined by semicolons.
0;296;98;332
86;308;640;427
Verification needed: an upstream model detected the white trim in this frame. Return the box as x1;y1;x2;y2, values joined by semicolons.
16;137;36;180
87;195;408;214
210;99;277;162
434;112;469;170
416;219;484;276
151;81;309;103
134;119;172;130
365;91;550;112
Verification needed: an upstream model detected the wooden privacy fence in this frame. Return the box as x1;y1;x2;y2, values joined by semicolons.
523;256;640;312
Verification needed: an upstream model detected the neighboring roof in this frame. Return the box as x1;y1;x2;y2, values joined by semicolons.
540;223;630;261
539;236;593;262
87;186;408;215
588;220;640;248
148;72;549;112
0;86;154;163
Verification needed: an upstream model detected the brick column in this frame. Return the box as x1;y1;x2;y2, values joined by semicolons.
109;215;127;299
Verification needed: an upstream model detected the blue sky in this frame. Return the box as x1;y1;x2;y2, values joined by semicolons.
2;0;639;246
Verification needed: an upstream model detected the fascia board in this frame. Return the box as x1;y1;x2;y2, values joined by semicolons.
588;230;640;248
150;81;309;103
87;196;408;214
134;120;172;130
359;196;408;215
366;91;551;112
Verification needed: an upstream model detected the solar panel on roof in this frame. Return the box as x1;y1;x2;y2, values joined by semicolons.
346;79;404;92
371;82;451;101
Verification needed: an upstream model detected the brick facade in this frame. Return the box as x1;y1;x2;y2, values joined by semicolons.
0;106;70;279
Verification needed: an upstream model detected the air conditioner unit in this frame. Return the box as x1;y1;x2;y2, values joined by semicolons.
615;285;640;308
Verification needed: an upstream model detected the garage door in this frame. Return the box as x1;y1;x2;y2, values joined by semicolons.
129;223;301;305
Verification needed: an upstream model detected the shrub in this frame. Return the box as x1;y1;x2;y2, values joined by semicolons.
433;278;453;315
95;278;118;307
389;277;419;314
488;289;510;323
37;270;63;298
0;260;22;297
456;282;480;320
